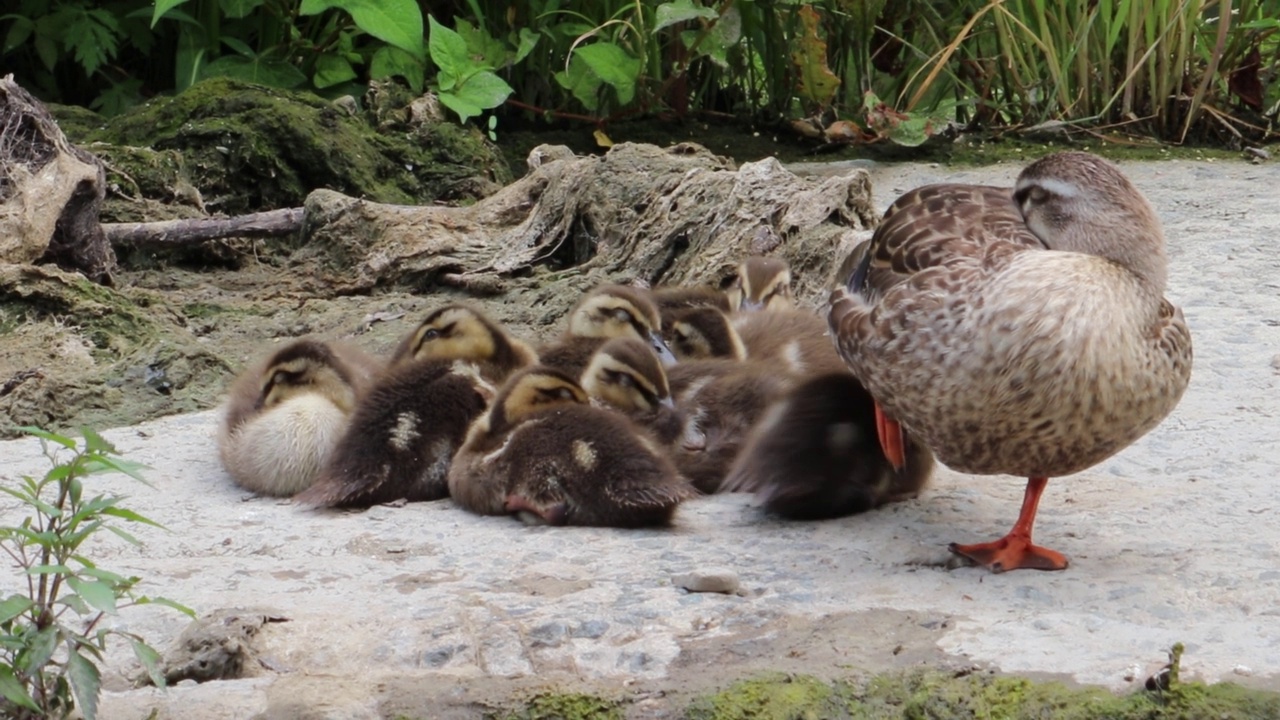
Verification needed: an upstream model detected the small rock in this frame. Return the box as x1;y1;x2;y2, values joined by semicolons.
1244;147;1270;162
672;568;740;594
1233;664;1254;677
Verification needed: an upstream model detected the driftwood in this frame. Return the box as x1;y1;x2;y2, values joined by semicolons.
301;142;878;307
0;74;114;283
104;208;304;246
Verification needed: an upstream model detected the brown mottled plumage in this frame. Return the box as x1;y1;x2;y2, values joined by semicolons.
727;256;793;312
218;339;381;497
653;285;731;319
732;308;847;376
539;285;676;378
829;151;1193;572
665;306;746;361
448;367;694;527
389;304;536;384
580;338;683;445
721;372;933;519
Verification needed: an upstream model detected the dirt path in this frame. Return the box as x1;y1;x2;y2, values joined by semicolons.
1;155;1277;718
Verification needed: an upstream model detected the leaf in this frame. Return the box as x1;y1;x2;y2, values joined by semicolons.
455;18;508;68
690;4;740;69
105;525;142;546
438;91;483;124
135;596;197;618
314;53;358;88
79;427;117;456
453;70;513;112
428;15;469;80
370;45;425;93
19;427;77;450
202;55;308;88
66;577;118;614
83;455;150;484
574;42;641;105
512;28;538;65
174;24;206;92
27;564;74;575
0;666;39;711
131;639;166;688
151;0;193;28
34;33;57;71
58;593;90;615
654;0;719;32
554;55;602;111
220;0;264;20
18;625;57;674
3;15;33;53
72;564;128;585
593;128;614;148
301;0;424;59
0;595;33;625
790;5;840;107
67;649;102;720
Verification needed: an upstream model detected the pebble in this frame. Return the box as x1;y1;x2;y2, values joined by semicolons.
672;569;740;594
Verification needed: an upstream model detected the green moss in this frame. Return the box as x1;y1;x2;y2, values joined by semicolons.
68;78;510;216
501;692;623;720
687;668;1280;720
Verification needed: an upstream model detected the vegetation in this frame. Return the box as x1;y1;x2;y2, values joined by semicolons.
0;427;192;720
2;1;1276;145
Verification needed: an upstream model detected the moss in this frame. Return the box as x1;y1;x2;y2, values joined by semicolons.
500;692;623;720
687;668;1280;720
67;78;510;216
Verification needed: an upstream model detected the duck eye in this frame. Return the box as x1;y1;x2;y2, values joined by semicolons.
613;308;633;323
422;328;440;341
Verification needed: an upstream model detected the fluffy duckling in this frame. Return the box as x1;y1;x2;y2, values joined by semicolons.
218;338;381;497
580;337;683;445
538;284;676;377
389;304;536;384
667;359;795;493
732;308;847;376
721;372;934;520
294;304;528;508
664;306;747;361
653;284;731;318
727;256;793;312
448;367;694;527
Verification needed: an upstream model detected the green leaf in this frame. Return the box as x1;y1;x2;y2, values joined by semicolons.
220;0;264;19
105;525;142;546
455;18;507;68
437;91;483;124
370;45;425;93
554;55;602;111
73;565;128;586
654;0;719;32
19;427;77;450
452;70;513;115
34;33;57;71
512;28;538;65
67;577;118;614
3;15;33;53
27;564;74;575
314;53;358;88
67;649;102;720
301;0;424;59
0;666;39;711
101;506;164;529
18;625;57;674
428;15;468;79
58;593;90;615
573;42;641;105
202;54;308;88
174;24;206;92
135;596;197;618
79;427;116;456
83;455;150;484
151;0;192;28
0;595;33;625
132;639;166;688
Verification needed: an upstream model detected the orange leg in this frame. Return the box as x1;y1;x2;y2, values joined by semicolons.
949;476;1070;573
874;402;906;471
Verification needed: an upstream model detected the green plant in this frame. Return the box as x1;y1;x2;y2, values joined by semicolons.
0;426;193;720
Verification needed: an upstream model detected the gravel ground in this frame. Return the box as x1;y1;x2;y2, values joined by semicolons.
1;154;1277;718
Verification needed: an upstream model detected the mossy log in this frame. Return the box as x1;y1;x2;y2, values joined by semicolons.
301;142;877;310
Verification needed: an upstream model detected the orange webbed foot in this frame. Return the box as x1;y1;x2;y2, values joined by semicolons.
949;534;1069;573
874;402;906;470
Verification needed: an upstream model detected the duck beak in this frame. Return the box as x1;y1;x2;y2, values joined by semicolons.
649;332;678;367
659;396;676;410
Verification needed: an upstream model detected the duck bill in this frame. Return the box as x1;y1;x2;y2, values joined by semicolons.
659;396;676;410
649;332;678;367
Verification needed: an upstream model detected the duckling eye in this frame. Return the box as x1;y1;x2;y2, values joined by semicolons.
557;388;577;400
612;308;633;324
422;328;441;341
607;370;635;389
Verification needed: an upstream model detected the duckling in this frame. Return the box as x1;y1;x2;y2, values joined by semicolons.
667;359;795;493
218;338;381;497
727;256;793;312
664;306;747;361
295;303;526;509
732;308;847;376
448;367;694;527
293;359;491;508
389;303;536;384
580;338;683;445
721;372;934;519
653;284;731;320
538;284;676;378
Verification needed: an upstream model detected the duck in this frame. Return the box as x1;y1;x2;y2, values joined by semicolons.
538;284;677;378
447;367;694;527
721;372;934;520
652;284;731;319
664;306;747;361
727;255;793;312
828;151;1193;572
217;338;381;496
580;337;683;445
732;307;847;376
294;304;527;508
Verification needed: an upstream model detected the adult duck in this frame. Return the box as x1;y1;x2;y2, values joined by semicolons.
828;152;1193;572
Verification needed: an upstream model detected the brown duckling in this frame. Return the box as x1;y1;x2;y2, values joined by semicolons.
721;372;934;519
580;337;683;445
295;303;529;508
727;256;793;312
732;308;847;376
218;338;381;497
538;285;676;378
448;367;694;527
653;284;731;326
389;303;536;384
664;306;747;361
667;359;795;493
